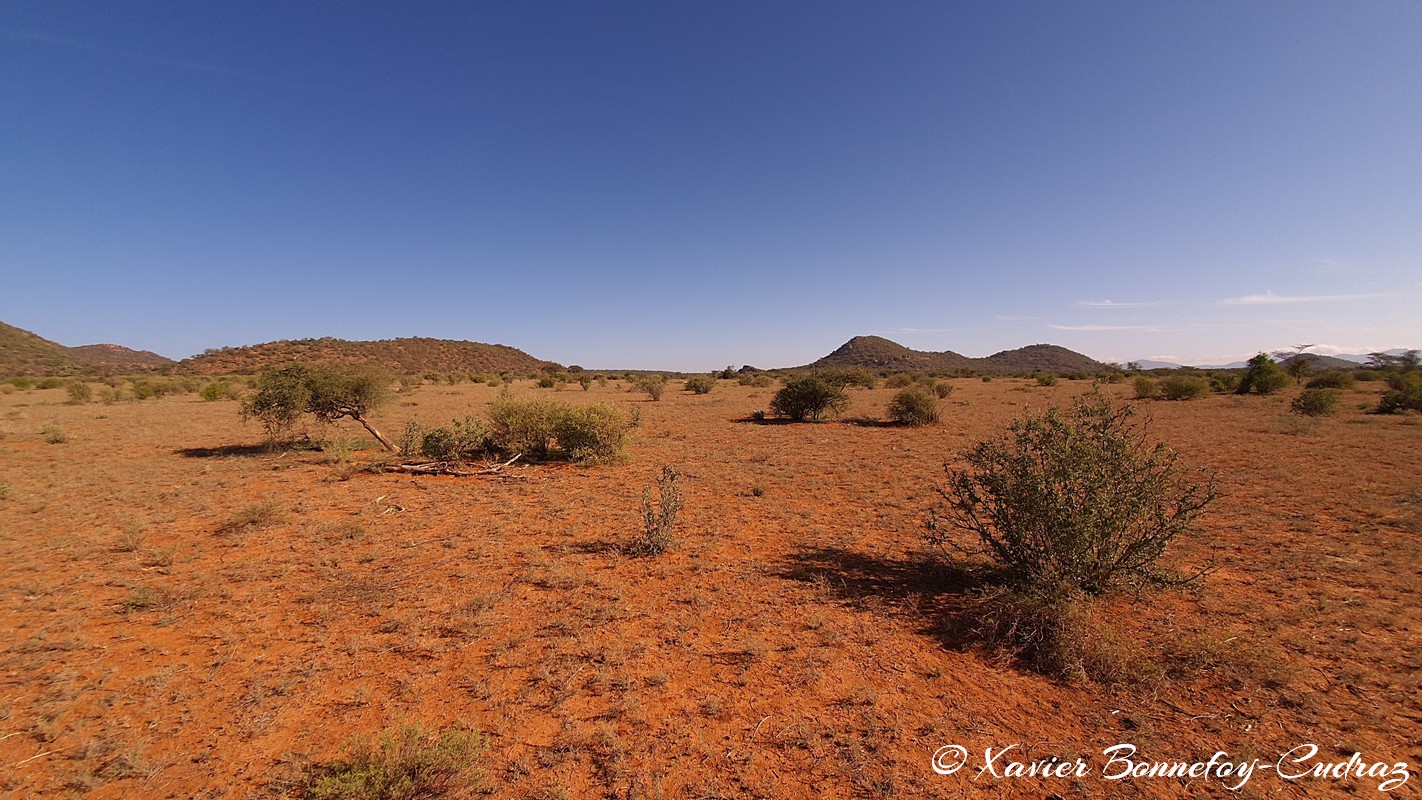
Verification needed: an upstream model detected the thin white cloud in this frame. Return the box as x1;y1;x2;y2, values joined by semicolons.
1075;299;1162;308
1219;291;1391;306
1048;324;1171;332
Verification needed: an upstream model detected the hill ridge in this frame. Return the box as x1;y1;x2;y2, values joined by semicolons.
177;335;559;376
803;336;1104;374
0;321;175;376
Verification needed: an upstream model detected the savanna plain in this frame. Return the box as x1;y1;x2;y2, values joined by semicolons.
1;377;1419;799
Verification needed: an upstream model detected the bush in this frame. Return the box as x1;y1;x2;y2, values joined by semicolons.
1305;371;1356;390
298;722;482;800
627;466;682;556
485;394;562;459
631;375;666;400
769;377;849;422
553;403;631;462
201;381;241;402
930;381;954;399
420;417;490;462
66;382;93;404
1378;372;1422;414
1158;375;1208;401
1208;373;1240;393
1236;354;1290;395
42;424;68;444
930;392;1217;596
738;373;773;388
887;387;940;426
1291;388;1339;417
1036;374;1058;386
683;375;715;395
1132;376;1158;400
485;395;631;462
242;363;397;451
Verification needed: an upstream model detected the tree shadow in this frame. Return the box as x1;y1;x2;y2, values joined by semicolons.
175;440;318;458
731;415;797;425
774;546;991;650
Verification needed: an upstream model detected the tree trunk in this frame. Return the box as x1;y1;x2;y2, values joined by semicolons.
355;415;398;453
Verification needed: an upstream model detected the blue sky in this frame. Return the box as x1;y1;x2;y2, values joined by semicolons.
2;2;1418;369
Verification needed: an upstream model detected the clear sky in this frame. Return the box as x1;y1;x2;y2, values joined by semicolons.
2;2;1419;369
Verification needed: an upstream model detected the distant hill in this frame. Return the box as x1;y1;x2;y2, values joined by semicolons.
802;336;1105;374
1279;353;1360;371
177;336;559;376
0;321;175;376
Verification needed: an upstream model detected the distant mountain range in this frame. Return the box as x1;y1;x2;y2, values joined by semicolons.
1132;350;1411;370
0;321;174;376
801;335;1105;374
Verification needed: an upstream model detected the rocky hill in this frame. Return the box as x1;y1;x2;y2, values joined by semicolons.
0;321;174;376
178;336;559;376
803;335;1104;374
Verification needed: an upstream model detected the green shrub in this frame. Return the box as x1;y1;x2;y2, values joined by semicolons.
631;374;666;400
485;395;631;462
683;375;715;395
10;378;31;390
1305;371;1356;390
738;373;773;388
1158;375;1208;401
66;382;93;404
1291;388;1339;417
485;394;562;459
930;392;1217;596
1377;372;1422;414
1236;354;1290;395
1209;373;1240;393
298;722;482;800
201;381;241;402
884;374;914;389
887;387;940;426
769;377;849;422
1132;376;1158;400
553;403;631;462
627;466;682;556
1036;374;1058;386
420;417;490;462
930;381;954;399
42;424;68;444
36;377;62;390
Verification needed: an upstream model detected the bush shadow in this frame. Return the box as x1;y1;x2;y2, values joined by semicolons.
774;546;990;651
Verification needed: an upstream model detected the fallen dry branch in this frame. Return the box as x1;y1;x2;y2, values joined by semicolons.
383;453;523;477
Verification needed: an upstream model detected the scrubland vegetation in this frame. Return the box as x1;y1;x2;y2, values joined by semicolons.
0;358;1419;798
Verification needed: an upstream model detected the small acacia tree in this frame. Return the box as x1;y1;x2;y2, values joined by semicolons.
1235;353;1290;395
241;363;397;451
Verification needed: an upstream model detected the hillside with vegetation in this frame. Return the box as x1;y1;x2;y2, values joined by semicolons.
0;321;174;376
804;335;1105;374
177;336;560;376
